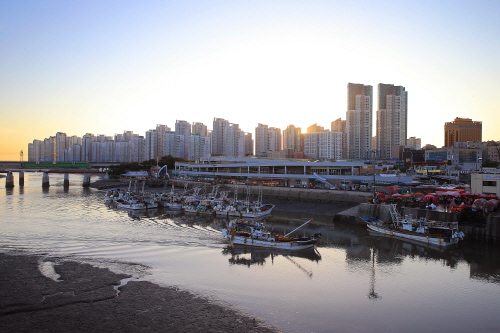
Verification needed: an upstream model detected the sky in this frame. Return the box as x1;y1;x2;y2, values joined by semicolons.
1;0;500;161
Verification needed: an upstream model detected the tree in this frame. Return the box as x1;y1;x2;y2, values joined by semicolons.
482;159;499;168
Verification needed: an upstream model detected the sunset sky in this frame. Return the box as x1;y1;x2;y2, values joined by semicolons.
1;0;499;161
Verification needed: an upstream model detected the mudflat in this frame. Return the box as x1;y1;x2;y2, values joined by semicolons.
0;253;281;333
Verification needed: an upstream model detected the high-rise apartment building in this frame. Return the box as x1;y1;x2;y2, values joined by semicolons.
192;122;208;137
55;132;67;162
304;131;343;160
376;83;408;159
224;123;245;157
331;118;347;159
407;136;421;150
188;134;211;161
144;129;157;161
283;125;302;152
346;83;372;159
163;131;184;158
244;132;253;156
307;124;325;133
212;118;229;156
444;117;482;147
175;120;191;159
255;124;281;157
268;127;281;153
255;123;270;157
156;124;169;159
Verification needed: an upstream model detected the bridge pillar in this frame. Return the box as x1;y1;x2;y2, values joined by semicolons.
6;171;14;188
64;173;69;188
42;172;50;188
82;173;90;187
19;171;24;186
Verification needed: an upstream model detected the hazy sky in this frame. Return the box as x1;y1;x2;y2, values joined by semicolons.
2;0;499;161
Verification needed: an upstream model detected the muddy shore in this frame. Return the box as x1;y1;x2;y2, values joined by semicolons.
0;252;281;333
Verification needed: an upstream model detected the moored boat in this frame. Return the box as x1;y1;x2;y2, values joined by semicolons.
222;219;321;250
364;204;464;247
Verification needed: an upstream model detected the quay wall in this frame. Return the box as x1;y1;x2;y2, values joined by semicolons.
223;184;372;204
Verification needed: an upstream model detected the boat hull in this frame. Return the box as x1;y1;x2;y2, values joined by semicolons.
366;223;459;247
116;202;158;210
227;235;316;250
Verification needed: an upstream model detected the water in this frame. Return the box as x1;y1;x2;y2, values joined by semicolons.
1;173;500;333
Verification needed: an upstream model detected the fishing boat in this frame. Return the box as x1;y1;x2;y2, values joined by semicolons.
229;202;275;218
115;193;160;210
364;204;464;247
221;219;321;250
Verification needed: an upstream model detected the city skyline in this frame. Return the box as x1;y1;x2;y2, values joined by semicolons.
2;1;500;160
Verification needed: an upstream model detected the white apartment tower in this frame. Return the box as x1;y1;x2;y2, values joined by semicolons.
192;122;208;137
155;124;170;159
212;118;229;156
55;132;67;162
268;127;281;152
175;120;191;159
304;131;343;160
346;83;373;159
283;125;302;152
255;124;281;157
189;134;211;161
224;123;245;158
255;123;270;157
164;131;184;159
407;137;421;150
144;129;157;161
376;83;408;159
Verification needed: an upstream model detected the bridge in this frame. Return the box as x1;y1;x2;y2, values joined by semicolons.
0;161;122;173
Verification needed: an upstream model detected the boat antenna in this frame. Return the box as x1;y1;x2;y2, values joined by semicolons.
284;219;313;238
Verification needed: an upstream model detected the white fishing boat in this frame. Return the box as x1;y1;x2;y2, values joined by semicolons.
229;203;275;218
115;193;160;210
222;219;321;250
364;204;464;247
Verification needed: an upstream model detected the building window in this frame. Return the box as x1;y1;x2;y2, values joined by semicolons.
483;181;497;187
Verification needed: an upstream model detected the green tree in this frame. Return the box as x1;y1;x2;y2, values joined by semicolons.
482;159;499;168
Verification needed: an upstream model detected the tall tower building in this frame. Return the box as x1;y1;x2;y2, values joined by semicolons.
155;124;170;159
331;118;347;159
444;117;482;147
255;123;269;157
346;83;373;159
223;123;245;158
268;127;282;152
283;125;302;152
189;134;211;161
55;132;67;162
307;124;325;133
255;124;281;157
175;120;191;159
192;122;208;137
376;83;408;159
244;132;253;156
212;118;229;156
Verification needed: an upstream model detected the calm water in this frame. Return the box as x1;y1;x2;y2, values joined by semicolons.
1;173;500;333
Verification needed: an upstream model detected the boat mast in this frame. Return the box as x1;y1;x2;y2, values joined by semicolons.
284;219;313;238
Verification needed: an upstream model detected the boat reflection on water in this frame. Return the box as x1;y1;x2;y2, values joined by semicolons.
222;244;321;277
